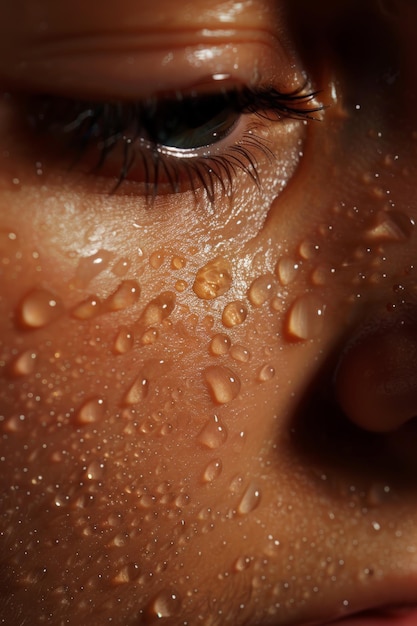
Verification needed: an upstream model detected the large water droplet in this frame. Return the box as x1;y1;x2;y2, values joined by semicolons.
237;483;262;515
204;365;241;404
222;301;248;328
248;274;276;307
139;292;176;327
71;296;102;320
202;458;223;483
193;256;232;300
275;257;300;285
113;326;134;354
72;249;114;288
365;210;414;242
286;294;326;341
209;333;231;356
145;590;181;622
75;397;106;425
104;279;140;312
197;414;228;449
10;350;37;376
17;288;63;328
122;373;149;405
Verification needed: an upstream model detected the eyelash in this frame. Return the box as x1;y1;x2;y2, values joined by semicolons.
28;84;323;202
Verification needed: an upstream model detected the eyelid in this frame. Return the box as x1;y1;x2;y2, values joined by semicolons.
0;30;304;101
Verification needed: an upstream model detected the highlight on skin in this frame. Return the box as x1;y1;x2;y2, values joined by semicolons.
1;1;417;625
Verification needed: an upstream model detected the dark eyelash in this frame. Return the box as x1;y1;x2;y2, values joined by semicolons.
30;84;323;201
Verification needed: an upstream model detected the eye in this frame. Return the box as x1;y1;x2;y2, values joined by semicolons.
18;82;323;201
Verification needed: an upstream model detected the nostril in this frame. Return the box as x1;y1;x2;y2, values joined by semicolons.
334;312;417;433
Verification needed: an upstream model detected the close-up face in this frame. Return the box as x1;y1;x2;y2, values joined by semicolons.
1;1;417;624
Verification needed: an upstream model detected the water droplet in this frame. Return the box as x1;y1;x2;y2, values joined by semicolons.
71;296;102;320
209;333;231;356
111;257;131;277
286;294;326;341
104;279;140;312
202;458;223;483
248;274;276;307
85;460;105;481
149;250;165;269
230;345;251;363
365;210;414;242
222;301;248;328
72;249;114;288
238;483;262;515
174;279;188;293
257;364;275;382
299;240;320;260
311;265;334;286
145;590;181;622
113;562;140;584
75;397;106;425
122;373;149;405
276;257;300;285
204;365;241;404
139;292;176;327
197;414;228;449
17;288;63;328
233;556;252;572
171;255;186;270
193;256;232;300
113;326;134;354
10;350;37;376
140;328;159;345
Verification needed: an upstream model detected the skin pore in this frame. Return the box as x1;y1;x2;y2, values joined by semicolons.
1;0;417;624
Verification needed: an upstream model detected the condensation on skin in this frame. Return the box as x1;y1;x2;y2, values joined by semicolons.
275;257;300;286
203;365;241;404
192;255;233;300
230;344;251;363
257;364;275;382
113;326;134;354
122;373;149;406
201;458;223;483
197;414;228;449
237;482;262;515
247;274;277;307
74;396;106;425
285;293;326;341
209;333;231;356
364;210;415;242
144;590;182;622
222;301;248;328
104;279;141;312
71;249;114;289
138;291;176;328
16;288;64;328
149;249;166;270
9;349;37;376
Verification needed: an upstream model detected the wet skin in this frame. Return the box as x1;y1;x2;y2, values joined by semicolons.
1;0;417;624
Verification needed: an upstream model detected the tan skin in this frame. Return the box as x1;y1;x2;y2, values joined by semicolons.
1;1;417;624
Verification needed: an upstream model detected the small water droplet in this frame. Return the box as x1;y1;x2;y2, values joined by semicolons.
72;249;114;288
139;292;176;327
286;294;326;341
365;210;414;242
174;279;188;293
113;326;134;354
145;590;181;622
149;250;165;269
311;265;334;286
122;373;149;405
257;364;275;382
276;257;300;285
193;256;232;300
204;365;241;404
248;274;276;307
238;483;262;515
197;414;228;449
111;257;131;277
299;240;320;260
222;301;248;328
209;333;231;356
230;345;251;363
233;556;252;572
113;562;140;585
202;458;223;483
171;255;186;270
71;296;102;320
17;288;63;328
75;397;106;425
104;279;140;312
140;328;159;345
85;460;105;481
9;350;37;376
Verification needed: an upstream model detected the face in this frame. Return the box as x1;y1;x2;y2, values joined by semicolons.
1;1;417;624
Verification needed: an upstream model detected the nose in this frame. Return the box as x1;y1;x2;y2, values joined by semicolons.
334;308;417;432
